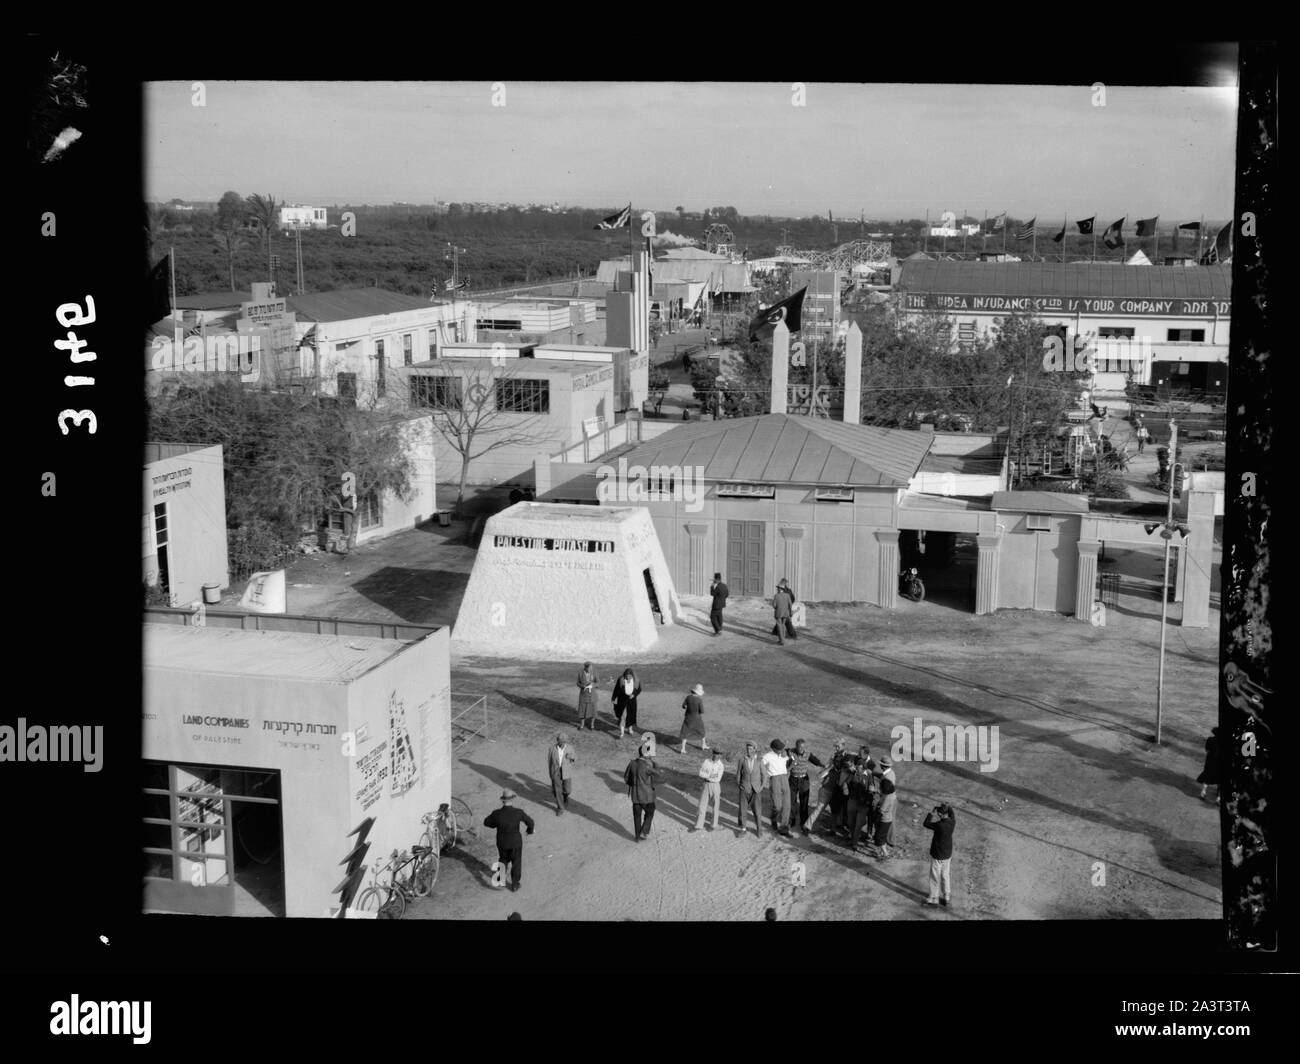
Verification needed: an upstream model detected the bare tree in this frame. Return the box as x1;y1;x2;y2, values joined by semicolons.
413;359;553;516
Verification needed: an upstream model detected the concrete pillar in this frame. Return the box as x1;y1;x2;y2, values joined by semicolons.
1075;540;1100;620
779;527;805;593
843;323;862;425
876;530;900;609
1181;490;1215;628
771;320;789;414
686;523;709;596
533;453;552;498
975;532;1001;615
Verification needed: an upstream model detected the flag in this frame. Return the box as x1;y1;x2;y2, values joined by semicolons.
1052;223;1066;243
1103;217;1125;249
990;212;1007;232
1200;221;1232;265
147;254;172;325
1076;217;1095;235
595;204;631;230
444;278;469;291
1177;221;1202;231
1017;217;1037;240
1136;216;1158;237
748;287;807;341
298;324;318;348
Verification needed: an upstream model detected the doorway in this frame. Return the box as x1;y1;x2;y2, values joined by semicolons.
153;503;171;599
642;568;664;624
726;521;765;596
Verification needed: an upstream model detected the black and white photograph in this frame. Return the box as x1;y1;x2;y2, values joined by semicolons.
13;37;1285;1037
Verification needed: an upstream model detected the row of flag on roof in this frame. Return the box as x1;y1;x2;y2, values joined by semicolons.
947;214;1231;263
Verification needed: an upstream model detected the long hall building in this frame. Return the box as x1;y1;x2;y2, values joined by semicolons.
897;261;1230;398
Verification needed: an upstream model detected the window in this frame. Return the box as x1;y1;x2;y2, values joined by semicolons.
410;375;462;409
428;334;438;360
1026;513;1051;531
375;340;386;398
1099;327;1135;338
816;487;855;502
1167;328;1205;342
403;334;413;366
495;378;549;414
358;489;381;530
717;483;776;498
477;318;524;332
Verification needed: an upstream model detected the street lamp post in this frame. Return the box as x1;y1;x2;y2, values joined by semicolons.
1155;419;1179;744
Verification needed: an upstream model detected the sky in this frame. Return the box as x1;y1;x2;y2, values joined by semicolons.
145;80;1240;222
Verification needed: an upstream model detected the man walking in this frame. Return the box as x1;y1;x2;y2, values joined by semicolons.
923;802;957;908
547;731;576;816
623;747;659;841
694;747;725;831
762;740;793;837
709;573;729;635
772;581;795;645
736;741;765;837
483;790;535;894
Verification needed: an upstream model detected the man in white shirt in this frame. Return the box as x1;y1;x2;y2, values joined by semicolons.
694;748;725;830
762;740;793;837
546;732;576;816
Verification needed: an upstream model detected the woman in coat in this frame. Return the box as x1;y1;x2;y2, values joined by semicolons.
576;662;599;731
612;668;642;739
678;683;708;754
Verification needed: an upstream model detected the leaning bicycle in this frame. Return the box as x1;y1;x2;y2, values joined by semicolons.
419;797;476;855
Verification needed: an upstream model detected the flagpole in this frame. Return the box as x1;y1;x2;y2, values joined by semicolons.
1032;222;1037;261
963;209;968;254
1002;215;1007;255
1198;215;1204;261
1062;212;1067;263
982;210;988;254
169;245;178;328
924;209;929;254
1092;219;1097;263
1155;218;1160;262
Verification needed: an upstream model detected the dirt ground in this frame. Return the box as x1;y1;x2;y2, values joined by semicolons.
236;515;1223;923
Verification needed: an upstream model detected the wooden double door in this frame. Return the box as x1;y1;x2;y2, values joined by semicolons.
725;521;765;597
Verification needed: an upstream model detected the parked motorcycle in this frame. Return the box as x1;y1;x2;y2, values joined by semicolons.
899;567;925;602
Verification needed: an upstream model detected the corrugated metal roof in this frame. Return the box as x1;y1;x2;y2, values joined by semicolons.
899;261;1231;300
174;291;252;310
145;624;410;683
614;414;933;487
285;288;437;322
991;491;1091;514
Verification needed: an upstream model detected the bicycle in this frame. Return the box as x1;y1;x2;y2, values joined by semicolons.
354;852;405;919
355;847;437;918
419;797;476;854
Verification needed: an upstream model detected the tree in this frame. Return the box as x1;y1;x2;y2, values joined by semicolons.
212;228;246;292
216;190;246;230
648;366;671;415
414;361;551;516
244;193;280;282
146;380;418;556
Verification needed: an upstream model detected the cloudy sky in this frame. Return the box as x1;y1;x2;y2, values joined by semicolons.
146;80;1239;221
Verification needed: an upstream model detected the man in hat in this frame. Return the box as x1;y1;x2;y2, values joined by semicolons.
694;746;726;831
547;731;576;816
804;737;849;833
762;739;793;837
786;739;825;836
623;746;659;841
923;802;957;908
771;581;794;645
483;790;535;893
872;757;897;858
736;741;765;837
709;572;729;635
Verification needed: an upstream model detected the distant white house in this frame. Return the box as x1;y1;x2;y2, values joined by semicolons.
279;204;328;229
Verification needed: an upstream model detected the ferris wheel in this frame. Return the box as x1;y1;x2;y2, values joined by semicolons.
704;223;735;255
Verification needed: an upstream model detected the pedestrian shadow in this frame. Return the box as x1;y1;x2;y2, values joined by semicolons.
596;763;703;833
460;756;627;841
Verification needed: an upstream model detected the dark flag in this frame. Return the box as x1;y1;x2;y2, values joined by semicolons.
1200;221;1233;265
1017;217;1037;240
1136;216;1158;237
443;278;469;291
990;212;1007;232
748;286;807;341
1102;217;1125;249
1076;217;1095;235
595;204;631;230
1177;221;1202;231
1052;223;1067;243
148;253;172;325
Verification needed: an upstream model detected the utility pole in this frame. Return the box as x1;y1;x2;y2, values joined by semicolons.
1155;419;1179;744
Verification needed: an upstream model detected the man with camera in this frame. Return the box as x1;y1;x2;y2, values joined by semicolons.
923;802;957;908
